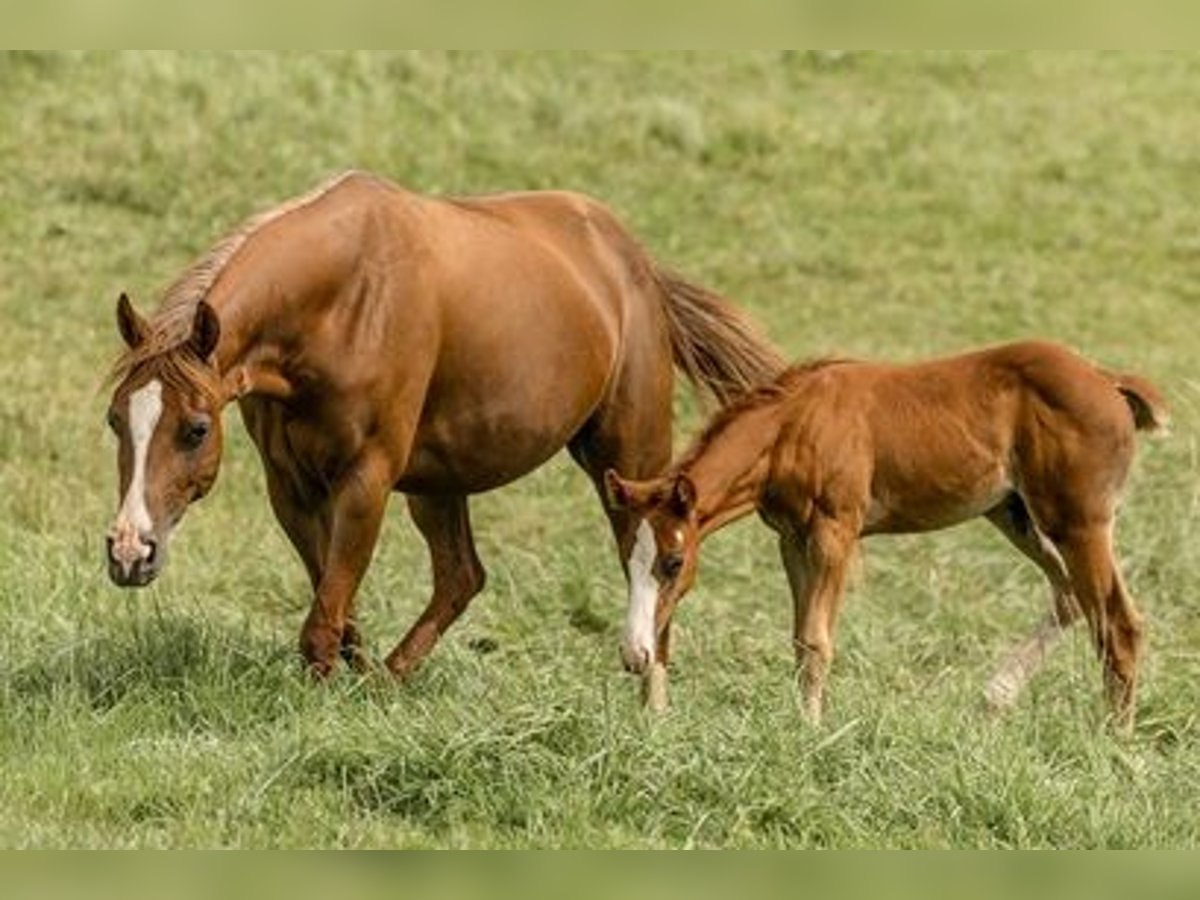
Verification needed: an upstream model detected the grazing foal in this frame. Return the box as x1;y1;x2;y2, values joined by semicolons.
606;341;1166;728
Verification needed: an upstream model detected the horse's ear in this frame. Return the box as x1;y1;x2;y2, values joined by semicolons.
116;292;150;349
604;469;631;510
189;301;221;361
671;474;697;516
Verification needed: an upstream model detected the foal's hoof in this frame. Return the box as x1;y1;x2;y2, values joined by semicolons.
982;674;1020;717
1107;708;1136;738
642;663;669;713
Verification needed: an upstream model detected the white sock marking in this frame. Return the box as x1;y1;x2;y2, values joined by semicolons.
622;519;660;672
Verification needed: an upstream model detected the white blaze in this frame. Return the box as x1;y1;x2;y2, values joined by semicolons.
111;379;163;560
622;519;660;672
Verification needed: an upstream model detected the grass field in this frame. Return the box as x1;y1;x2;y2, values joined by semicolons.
1;51;1198;848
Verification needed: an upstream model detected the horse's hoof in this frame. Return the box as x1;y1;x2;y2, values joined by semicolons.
383;652;419;681
306;659;335;680
340;645;374;675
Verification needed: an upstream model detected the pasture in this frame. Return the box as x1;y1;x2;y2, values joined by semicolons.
0;51;1197;848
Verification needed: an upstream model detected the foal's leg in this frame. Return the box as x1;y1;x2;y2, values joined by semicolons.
779;534;813;707
982;495;1080;712
1052;524;1145;730
384;494;486;679
783;518;855;724
298;454;392;677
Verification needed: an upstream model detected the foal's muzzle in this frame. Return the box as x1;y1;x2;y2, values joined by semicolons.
106;534;162;587
620;639;652;676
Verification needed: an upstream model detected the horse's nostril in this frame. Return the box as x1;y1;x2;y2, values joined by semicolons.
144;539;157;566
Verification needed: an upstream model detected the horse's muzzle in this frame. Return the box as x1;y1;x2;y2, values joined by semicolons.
106;534;161;587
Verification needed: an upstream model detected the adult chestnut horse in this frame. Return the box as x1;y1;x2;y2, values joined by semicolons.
606;341;1166;729
104;170;783;678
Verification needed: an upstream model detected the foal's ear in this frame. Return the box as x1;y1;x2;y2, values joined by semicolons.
116;292;150;349
670;475;697;516
603;469;632;510
189;301;221;361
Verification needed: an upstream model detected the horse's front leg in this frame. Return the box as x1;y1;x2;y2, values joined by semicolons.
298;454;391;677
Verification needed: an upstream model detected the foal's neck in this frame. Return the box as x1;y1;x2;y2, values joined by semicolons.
682;400;784;536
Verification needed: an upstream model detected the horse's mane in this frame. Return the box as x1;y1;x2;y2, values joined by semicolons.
107;170;363;386
676;356;856;467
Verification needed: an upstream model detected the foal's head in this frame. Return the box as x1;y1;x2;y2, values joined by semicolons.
104;294;225;587
604;469;701;674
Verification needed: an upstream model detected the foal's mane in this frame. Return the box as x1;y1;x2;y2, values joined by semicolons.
676;356;855;467
107;170;362;387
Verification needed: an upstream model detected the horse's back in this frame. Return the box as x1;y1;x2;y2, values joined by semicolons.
355;185;666;493
226;174;671;495
435;188;651;300
306;178;654;344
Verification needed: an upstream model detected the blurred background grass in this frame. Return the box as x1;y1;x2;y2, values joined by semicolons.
0;51;1197;847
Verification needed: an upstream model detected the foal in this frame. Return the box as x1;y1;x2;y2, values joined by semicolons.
605;340;1166;728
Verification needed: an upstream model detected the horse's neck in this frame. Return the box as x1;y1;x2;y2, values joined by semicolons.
204;231;316;400
686;403;782;535
201;290;289;403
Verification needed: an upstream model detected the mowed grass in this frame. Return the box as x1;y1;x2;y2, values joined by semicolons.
1;51;1198;848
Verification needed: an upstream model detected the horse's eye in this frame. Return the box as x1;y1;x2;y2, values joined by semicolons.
659;553;684;580
106;410;121;434
181;418;211;449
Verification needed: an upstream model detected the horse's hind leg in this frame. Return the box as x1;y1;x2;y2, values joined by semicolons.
982;494;1080;712
568;362;674;708
384;494;486;679
1052;524;1145;730
569;402;674;560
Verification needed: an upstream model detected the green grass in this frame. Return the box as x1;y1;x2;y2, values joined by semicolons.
1;51;1198;847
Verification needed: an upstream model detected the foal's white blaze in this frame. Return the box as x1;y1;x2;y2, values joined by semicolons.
110;379;163;566
622;519;660;673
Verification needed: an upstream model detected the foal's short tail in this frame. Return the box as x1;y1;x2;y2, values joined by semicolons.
1105;369;1170;433
653;267;786;406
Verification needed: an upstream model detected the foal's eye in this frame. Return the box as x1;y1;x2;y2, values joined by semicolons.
659;553;684;580
106;410;120;434
181;418;211;449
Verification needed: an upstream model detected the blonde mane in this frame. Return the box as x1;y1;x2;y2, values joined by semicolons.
108;170;363;384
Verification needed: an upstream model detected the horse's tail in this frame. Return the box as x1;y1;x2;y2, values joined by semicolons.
652;266;786;406
1104;368;1170;434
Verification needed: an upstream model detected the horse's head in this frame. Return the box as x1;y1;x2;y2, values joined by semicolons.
105;294;225;587
604;468;701;675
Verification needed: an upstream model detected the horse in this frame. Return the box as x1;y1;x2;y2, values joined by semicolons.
103;170;784;678
604;340;1167;729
